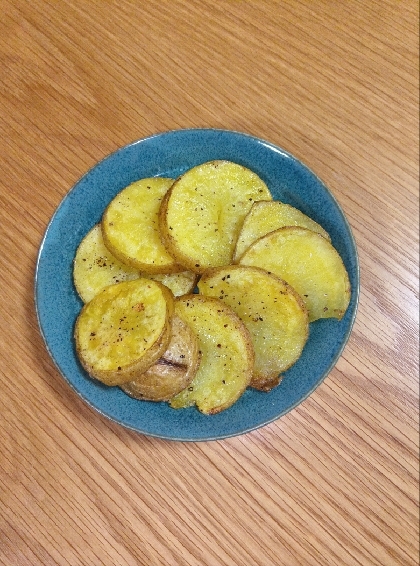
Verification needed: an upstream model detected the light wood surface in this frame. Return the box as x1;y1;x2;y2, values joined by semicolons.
1;1;418;565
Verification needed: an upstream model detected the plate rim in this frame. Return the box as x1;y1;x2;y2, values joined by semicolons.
34;128;360;441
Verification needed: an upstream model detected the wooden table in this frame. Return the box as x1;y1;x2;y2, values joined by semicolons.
1;1;418;564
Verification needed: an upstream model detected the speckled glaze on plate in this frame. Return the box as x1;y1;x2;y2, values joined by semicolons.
35;129;359;441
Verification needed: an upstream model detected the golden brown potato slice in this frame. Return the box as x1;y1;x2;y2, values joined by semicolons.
159;161;272;273
169;295;254;414
73;221;196;303
198;266;308;391
102;177;182;274
239;227;351;322
74;279;174;386
73;224;140;303
233;200;330;261
138;270;198;298
120;315;200;401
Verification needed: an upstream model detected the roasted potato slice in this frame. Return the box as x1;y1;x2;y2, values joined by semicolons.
102;177;182;274
198;266;308;391
159;160;272;273
169;295;254;414
73;224;140;303
138;270;198;298
239;227;351;322
73;224;196;303
120;315;200;401
234;200;330;261
74;279;174;386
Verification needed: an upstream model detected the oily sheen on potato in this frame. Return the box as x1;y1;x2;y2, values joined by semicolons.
74;279;174;386
102;177;182;274
169;295;254;414
233;200;331;261
120;315;200;401
159;161;272;273
239;227;351;322
198;266;309;391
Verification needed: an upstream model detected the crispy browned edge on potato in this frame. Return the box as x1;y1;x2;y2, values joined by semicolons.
74;280;175;387
120;314;200;401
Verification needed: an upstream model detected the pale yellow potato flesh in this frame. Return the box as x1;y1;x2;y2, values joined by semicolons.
169;295;254;414
120;315;200;401
239;227;351;322
73;223;196;303
102;177;182;274
198;266;308;391
159;161;272;273
138;270;198;298
73;224;140;303
234;200;330;261
74;279;174;386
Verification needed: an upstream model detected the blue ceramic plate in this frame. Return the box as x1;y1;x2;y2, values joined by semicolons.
35;129;359;441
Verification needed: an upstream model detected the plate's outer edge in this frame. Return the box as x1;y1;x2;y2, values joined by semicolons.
34;129;359;441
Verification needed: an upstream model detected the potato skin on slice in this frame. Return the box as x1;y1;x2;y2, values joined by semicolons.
169;295;254;414
159;161;272;273
233;200;331;262
120;315;200;401
239;227;351;322
73;224;140;303
74;279;174;386
199;266;308;391
102;177;182;274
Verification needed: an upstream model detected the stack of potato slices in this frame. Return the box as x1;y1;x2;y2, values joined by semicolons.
73;161;351;414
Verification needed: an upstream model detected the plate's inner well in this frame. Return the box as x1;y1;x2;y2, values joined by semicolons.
35;129;359;441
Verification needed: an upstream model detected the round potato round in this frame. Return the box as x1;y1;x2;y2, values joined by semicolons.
159;161;272;273
233;200;330;262
170;295;254;414
120;315;200;401
198;265;309;391
73;224;140;303
239;227;351;322
102;177;182;274
74;279;174;386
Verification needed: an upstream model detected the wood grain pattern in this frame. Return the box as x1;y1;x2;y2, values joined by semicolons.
0;1;418;564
